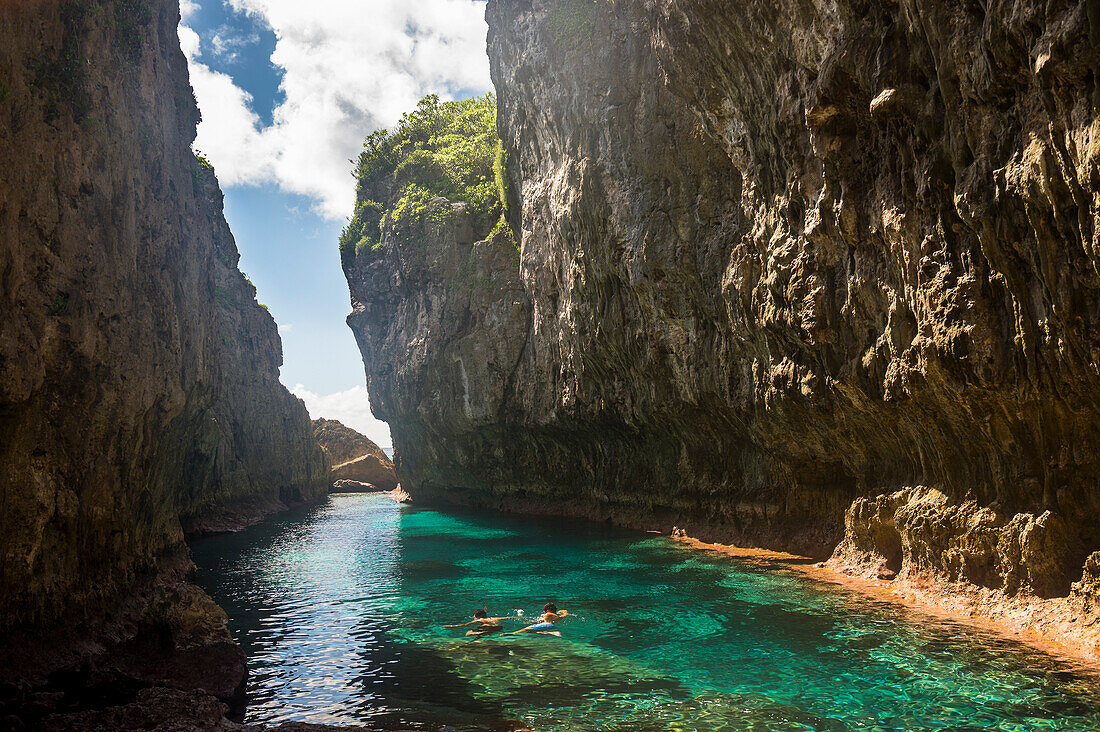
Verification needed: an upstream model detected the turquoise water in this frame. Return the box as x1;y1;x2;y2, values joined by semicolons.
190;493;1100;731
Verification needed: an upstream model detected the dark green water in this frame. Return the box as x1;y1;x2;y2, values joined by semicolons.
190;493;1100;731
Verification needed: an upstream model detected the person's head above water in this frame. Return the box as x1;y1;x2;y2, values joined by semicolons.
474;608;488;618
543;602;558;614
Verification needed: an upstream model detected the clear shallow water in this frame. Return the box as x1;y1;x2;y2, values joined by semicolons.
190;494;1100;731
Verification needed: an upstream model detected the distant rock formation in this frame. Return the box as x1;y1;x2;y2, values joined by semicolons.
333;479;380;492
0;0;327;724
313;418;398;491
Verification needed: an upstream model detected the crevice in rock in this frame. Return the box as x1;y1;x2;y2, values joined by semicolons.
873;523;903;576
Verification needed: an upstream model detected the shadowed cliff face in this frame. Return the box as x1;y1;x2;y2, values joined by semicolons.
178;167;331;536
0;0;327;695
346;0;1100;626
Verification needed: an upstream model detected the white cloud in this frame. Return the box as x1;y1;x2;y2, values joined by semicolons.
186;62;278;185
178;0;490;220
290;384;393;450
210;28;261;63
179;0;199;20
179;20;276;184
178;24;200;59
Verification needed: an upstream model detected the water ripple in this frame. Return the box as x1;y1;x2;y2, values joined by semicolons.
191;494;1100;731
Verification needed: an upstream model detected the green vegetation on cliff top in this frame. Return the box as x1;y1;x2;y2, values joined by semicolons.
340;94;509;269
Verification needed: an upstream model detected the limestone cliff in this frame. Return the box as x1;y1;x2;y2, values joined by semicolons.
0;0;327;717
179;169;331;535
344;0;1100;652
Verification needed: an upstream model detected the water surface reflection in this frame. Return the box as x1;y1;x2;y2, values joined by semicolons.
191;494;1100;731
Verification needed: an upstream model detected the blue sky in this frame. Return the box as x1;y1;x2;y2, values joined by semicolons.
178;0;491;447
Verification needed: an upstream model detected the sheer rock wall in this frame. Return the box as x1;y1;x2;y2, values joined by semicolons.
346;0;1100;644
0;0;328;698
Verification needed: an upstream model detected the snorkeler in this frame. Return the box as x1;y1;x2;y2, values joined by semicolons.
503;602;569;636
443;607;521;637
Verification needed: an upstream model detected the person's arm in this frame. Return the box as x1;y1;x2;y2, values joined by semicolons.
493;616;521;621
443;620;476;628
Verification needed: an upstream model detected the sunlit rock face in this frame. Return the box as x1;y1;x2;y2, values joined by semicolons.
0;0;327;692
314;417;398;490
347;0;1100;613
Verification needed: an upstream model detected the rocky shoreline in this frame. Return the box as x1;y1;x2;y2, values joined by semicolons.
399;490;1100;667
1;549;246;730
671;529;1100;670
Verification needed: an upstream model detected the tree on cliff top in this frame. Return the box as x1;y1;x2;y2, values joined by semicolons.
340;93;507;270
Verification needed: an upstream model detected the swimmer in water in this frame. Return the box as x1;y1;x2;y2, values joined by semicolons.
503;602;569;636
443;607;520;637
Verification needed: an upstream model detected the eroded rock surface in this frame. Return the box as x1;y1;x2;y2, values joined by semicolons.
345;0;1100;653
831;486;1085;597
0;0;327;720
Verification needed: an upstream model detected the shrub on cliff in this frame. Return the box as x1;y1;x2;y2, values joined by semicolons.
340;93;507;269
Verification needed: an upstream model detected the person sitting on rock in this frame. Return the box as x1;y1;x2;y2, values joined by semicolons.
443;607;520;637
503;602;569;637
